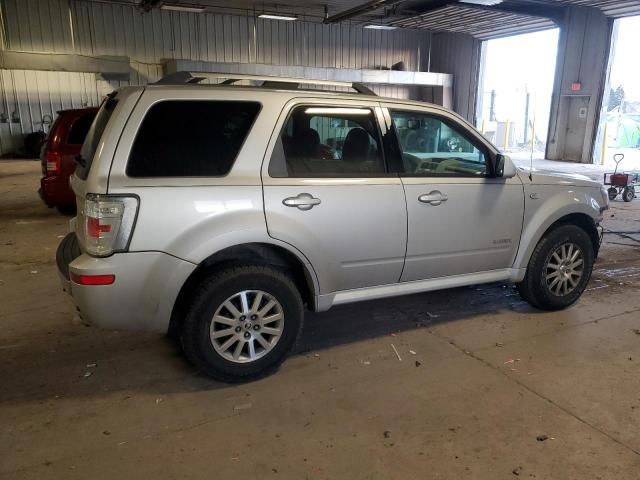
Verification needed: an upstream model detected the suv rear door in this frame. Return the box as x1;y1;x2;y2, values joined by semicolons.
262;99;407;294
382;103;524;282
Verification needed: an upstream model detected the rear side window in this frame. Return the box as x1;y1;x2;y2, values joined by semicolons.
127;101;261;177
68;112;97;145
77;95;118;180
269;105;385;178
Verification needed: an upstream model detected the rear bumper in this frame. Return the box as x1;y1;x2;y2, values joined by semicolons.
40;175;75;208
57;235;197;332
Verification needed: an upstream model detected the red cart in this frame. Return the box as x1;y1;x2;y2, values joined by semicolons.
604;154;638;202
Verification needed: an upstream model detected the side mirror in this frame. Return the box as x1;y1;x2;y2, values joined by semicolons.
495;154;517;178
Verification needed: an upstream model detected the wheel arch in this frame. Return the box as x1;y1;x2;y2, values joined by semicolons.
515;211;600;275
169;242;318;337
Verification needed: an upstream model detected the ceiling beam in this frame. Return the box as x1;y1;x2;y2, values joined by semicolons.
393;0;454;16
457;0;566;23
324;0;404;23
326;0;567;26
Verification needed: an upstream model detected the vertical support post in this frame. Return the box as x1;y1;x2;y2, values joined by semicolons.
504;120;510;150
601;121;608;165
524;92;530;144
531;120;536;152
490;89;496;121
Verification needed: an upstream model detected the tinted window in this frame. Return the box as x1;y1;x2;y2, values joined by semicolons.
77;95;117;180
391;111;488;177
269;106;385;177
127;101;260;177
68;112;97;145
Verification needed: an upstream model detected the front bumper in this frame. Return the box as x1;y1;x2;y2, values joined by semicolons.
57;234;196;332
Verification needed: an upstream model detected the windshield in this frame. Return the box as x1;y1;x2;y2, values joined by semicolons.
76;93;118;180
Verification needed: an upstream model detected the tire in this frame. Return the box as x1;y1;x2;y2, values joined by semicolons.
517;224;594;311
623;187;634;202
607;187;618;201
57;204;77;216
181;265;304;382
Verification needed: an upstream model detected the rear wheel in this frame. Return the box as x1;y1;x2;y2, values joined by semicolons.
623;186;634;202
517;224;594;310
181;265;303;382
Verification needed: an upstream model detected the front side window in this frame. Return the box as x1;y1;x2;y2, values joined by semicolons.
391;110;489;177
127;100;260;177
269;105;385;177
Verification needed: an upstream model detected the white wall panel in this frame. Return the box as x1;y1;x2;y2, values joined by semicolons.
0;0;431;155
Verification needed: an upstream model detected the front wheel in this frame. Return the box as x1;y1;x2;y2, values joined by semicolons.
181;265;304;382
608;187;618;201
517;224;594;311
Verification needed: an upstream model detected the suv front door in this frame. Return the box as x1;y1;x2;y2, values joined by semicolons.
262;100;407;294
382;104;524;282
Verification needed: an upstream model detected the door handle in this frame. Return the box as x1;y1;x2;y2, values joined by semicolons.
283;193;321;211
418;191;448;206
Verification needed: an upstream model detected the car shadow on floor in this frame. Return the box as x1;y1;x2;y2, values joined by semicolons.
296;282;530;354
1;281;537;404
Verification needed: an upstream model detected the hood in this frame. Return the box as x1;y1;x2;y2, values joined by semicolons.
516;168;600;188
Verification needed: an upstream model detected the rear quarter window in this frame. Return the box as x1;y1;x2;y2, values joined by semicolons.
68;112;97;145
126;100;261;177
76;96;118;180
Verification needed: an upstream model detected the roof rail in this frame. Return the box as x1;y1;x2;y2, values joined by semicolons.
153;71;206;85
153;71;377;95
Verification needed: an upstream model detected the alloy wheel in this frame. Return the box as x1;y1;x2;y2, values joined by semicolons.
544;242;584;297
209;290;284;363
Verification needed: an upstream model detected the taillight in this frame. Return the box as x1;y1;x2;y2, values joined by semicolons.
46;151;62;175
80;194;138;257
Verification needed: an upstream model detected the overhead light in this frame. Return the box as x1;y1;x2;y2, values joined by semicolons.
160;4;205;13
258;13;297;21
459;0;503;5
364;24;397;30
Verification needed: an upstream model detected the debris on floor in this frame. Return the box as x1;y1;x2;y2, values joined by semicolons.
536;434;549;442
415;361;422;367
512;466;523;476
82;371;92;379
234;402;252;411
390;343;402;361
632;329;640;336
383;430;391;438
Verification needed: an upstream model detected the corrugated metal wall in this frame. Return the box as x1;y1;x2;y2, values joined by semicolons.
429;32;482;123
0;0;431;155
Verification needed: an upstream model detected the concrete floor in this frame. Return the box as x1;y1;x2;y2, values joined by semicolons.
1;160;640;479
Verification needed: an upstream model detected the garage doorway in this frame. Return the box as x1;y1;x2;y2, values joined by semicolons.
476;29;560;162
595;16;640;170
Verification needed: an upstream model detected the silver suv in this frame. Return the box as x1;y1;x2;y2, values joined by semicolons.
57;75;608;382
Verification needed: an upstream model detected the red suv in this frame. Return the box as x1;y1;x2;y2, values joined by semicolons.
39;107;98;213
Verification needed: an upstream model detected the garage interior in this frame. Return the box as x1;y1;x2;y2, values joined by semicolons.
1;0;640;478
